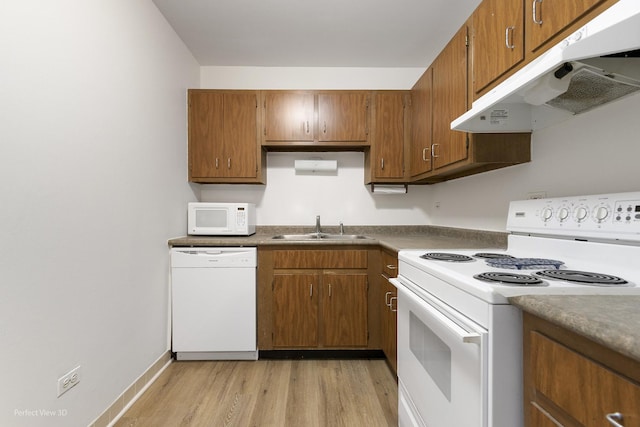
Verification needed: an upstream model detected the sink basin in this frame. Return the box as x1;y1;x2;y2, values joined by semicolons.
272;233;369;241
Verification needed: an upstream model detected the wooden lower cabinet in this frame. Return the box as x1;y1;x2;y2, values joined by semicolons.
272;273;319;347
259;247;376;350
524;313;640;427
380;249;398;374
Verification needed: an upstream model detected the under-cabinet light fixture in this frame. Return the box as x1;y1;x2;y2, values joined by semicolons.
294;159;338;173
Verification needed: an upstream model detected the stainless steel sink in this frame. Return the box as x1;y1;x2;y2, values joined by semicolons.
271;233;369;240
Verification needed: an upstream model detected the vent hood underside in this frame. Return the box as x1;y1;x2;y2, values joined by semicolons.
452;0;640;133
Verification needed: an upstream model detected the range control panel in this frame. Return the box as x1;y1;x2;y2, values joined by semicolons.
507;192;640;242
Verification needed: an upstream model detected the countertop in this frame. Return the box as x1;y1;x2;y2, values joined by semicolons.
167;225;508;252
510;295;640;363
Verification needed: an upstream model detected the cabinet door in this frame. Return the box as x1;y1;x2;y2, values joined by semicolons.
529;331;640;427
371;92;406;180
318;93;368;142
221;92;258;178
272;273;319;348
322;273;368;347
410;68;433;177
188;91;224;178
432;25;469;170
527;0;609;53
473;0;524;95
263;92;314;142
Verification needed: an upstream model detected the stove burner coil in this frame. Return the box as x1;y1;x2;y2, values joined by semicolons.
486;257;564;270
473;253;515;259
420;252;474;262
534;269;629;286
474;272;548;286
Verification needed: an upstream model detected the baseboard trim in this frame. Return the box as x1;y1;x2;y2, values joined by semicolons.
259;349;385;360
89;350;172;427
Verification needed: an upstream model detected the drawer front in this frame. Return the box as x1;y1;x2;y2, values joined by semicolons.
273;250;367;269
381;250;398;278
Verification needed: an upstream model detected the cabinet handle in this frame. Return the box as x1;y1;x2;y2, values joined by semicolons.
215;158;219;169
505;26;516;49
328;284;332;297
323;121;327;134
389;296;397;312
381;158;385;170
227;158;231;169
385;291;393;306
305;120;310;134
431;144;439;158
606;412;624;427
386;264;397;270
533;0;543;25
422;147;430;162
310;283;313;297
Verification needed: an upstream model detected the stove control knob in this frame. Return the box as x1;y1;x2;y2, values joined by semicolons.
593;205;610;223
541;207;554;222
574;205;589;222
557;207;570;222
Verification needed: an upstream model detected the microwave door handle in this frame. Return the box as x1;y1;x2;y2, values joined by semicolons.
392;278;483;345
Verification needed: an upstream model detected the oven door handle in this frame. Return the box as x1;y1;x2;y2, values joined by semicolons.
391;278;483;345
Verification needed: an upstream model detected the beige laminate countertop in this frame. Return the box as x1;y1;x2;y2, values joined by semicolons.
167;225;508;252
510;295;640;363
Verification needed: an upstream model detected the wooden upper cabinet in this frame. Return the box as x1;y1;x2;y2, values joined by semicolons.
410;67;433;178
367;91;409;183
263;92;314;142
262;91;369;147
318;92;369;143
188;90;263;183
189;91;224;179
526;0;610;54
472;0;525;96
431;25;469;170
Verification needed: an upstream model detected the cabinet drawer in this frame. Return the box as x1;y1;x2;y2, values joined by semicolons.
531;331;640;427
381;250;398;278
273;250;367;269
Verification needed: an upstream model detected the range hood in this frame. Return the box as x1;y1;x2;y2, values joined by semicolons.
452;0;640;133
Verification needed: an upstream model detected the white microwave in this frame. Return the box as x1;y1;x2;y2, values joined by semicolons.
187;202;256;236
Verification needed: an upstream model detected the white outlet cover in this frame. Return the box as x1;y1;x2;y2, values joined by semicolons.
57;366;81;397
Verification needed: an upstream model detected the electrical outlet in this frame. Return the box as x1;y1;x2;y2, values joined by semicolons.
57;366;81;397
435;201;441;208
527;191;547;200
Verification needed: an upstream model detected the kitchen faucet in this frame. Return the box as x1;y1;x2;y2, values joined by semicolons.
315;215;322;235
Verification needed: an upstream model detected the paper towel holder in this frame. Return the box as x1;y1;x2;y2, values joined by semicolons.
294;159;338;174
370;184;408;194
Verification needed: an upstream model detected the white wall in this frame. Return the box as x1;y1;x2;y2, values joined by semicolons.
200;67;640;231
0;1;199;426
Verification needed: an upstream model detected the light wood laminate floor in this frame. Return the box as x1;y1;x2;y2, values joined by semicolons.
115;359;398;427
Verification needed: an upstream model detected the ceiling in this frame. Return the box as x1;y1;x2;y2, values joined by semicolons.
152;0;481;68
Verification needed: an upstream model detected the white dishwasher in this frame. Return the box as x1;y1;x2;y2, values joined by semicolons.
170;247;257;361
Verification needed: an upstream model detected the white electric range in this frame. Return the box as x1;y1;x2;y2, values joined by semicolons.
392;191;640;427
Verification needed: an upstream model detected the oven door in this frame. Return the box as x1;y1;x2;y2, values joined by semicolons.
393;276;488;427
